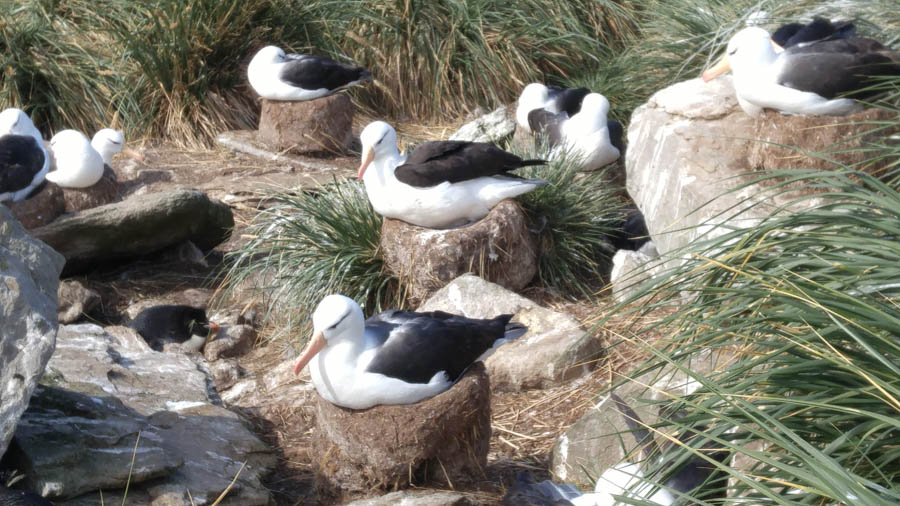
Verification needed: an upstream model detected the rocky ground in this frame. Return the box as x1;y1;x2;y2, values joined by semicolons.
5;130;630;505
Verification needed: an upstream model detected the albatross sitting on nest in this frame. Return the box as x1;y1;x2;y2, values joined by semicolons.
0;108;48;202
702;26;900;116
46;128;141;188
292;294;527;410
357;121;548;229
248;46;372;101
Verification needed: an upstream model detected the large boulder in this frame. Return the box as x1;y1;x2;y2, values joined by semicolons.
11;324;275;504
419;274;601;391
626;76;897;257
32;190;233;276
312;363;491;500
550;349;732;487
258;93;354;155
449;106;517;144
0;207;65;458
381;200;538;305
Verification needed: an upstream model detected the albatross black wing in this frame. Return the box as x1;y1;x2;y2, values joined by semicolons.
395;141;547;187
279;54;372;92
0;135;45;197
547;85;591;116
527;109;567;147
364;311;514;383
779;38;900;99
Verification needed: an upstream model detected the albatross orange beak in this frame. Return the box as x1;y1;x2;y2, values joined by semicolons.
122;147;145;163
357;146;375;180
203;321;220;347
702;54;731;82
293;330;326;375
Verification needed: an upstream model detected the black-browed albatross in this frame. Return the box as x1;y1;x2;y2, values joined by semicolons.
0;108;48;202
247;46;372;101
515;83;591;133
702;26;900;116
292;294;526;410
357;121;548;229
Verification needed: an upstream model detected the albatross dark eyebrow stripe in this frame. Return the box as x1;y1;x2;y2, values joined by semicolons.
328;310;352;330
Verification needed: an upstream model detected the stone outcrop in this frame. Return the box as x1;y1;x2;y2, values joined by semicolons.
312;363;491;499
609;242;660;303
626;76;897;257
56;280;101;324
11;324;275;505
258;93;354;155
449;106;516;144
419;274;601;391
550;349;734;487
381;200;538;305
32;190;233;276
0;207;65;458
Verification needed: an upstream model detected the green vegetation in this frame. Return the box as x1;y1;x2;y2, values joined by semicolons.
7;0;897;144
606;83;900;502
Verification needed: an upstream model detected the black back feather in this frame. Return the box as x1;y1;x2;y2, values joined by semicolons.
395;141;546;187
130;305;210;351
279;54;372;91
0;135;45;196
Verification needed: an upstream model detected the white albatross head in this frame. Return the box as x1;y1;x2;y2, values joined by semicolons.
293;294;366;375
90;128;143;165
702;27;782;82
357;120;399;179
516;83;552;131
0;108;41;141
250;45;288;66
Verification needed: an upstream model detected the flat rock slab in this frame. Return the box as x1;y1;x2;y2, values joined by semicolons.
449;105;516;144
312;363;491;499
344;490;476;505
258;94;354;155
627;76;899;258
381;200;538;305
14;323;275;504
0;206;65;457
419;275;601;391
32;189;233;276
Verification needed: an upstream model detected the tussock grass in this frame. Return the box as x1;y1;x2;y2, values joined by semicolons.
605;86;900;502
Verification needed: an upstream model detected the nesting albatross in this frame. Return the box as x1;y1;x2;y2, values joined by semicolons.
248;45;372;101
515;83;591;133
702;26;900;116
46;129;141;188
292;294;527;410
357;121;548;229
0;108;48;202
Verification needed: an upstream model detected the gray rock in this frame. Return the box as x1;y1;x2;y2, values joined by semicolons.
32;190;233;276
207;359;246;391
15;323;275;504
258;94;354;155
343;490;476;506
449;106;516;144
381;200;538;305
56;280;100;324
419;274;601;391
313;363;491;500
609;242;660;303
627;76;897;258
550;349;733;487
0;206;65;457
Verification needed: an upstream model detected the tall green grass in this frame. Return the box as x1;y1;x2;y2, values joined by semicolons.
604;78;900;501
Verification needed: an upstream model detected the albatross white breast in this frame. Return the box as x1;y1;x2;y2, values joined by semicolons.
357;121;548;229
248;46;372;101
46;128;141;188
702;26;900;116
292;294;527;410
0;108;48;202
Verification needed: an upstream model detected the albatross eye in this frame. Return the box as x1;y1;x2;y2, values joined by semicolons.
728;48;738;56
